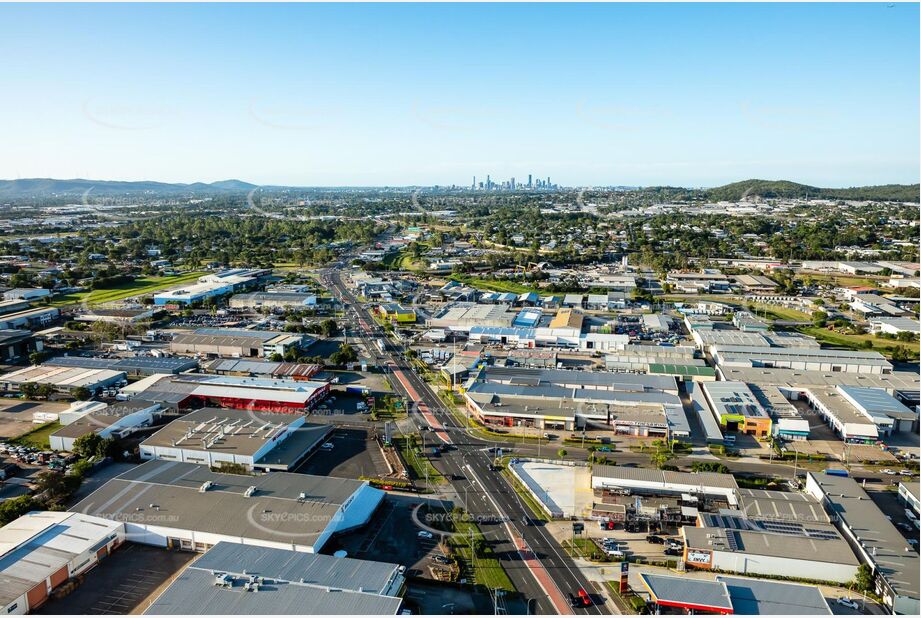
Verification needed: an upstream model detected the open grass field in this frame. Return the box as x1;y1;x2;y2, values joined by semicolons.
448;274;542;295
795;325;919;360
50;271;206;307
10;421;62;449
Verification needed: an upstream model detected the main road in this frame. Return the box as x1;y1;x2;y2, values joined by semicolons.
323;266;612;615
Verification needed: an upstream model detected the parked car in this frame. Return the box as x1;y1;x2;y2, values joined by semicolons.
645;535;665;544
882;469;897;475
432;555;452;565
836;598;859;610
900;469;915;476
320;442;334;450
417;531;434;539
664;547;683;557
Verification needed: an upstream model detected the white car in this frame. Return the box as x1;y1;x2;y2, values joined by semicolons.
417;531;433;539
320;442;334;450
882;469;897;475
836;598;859;610
900;470;914;476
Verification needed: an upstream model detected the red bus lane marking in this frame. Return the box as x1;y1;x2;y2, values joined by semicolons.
390;366;451;444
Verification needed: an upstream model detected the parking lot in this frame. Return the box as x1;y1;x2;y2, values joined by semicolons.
292;426;391;479
35;543;196;615
324;495;450;580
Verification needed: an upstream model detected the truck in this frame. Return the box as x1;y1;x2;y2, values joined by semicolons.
825;468;849;477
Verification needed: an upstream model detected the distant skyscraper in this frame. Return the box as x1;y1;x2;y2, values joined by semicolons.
511;177;515;190
472;176;476;190
528;174;532;188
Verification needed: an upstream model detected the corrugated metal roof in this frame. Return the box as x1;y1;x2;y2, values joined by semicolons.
641;573;732;611
717;576;832;615
144;568;401;615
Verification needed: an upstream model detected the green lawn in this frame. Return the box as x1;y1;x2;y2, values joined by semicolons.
51;271;206;307
448;274;543;295
795;326;919;360
396;435;446;486
448;519;516;591
10;421;62;449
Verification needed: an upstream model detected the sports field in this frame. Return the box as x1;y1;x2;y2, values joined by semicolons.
51;271;206;307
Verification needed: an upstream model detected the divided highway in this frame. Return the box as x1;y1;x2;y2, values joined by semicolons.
324;268;613;615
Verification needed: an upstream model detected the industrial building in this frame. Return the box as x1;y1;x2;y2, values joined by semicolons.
682;513;859;583
0;511;124;615
0;307;59;330
0;364;125;395
49;401;162;452
592;465;739;505
0;329;40;362
72;308;156;325
229;292;317;310
153;269;268;306
2;288;51;301
45;354;198;376
712;345;894;375
715;366;920;407
427;302;516;331
700;381;773;438
374;303;416;323
462;366;687;435
638;572;832;615
176;374;330;413
806;472;920;615
169;328;308;358
144;542;404;615
140;407;332;471
691;329;770;350
899;482;920;515
800;385;915;443
202;358;322;380
73;459;385;554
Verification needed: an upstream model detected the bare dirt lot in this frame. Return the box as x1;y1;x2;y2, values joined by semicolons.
36;543;196;615
0;400;69;440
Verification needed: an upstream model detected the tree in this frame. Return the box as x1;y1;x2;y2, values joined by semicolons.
36;384;55;400
0;495;38;526
329;343;358;366
73;433;103;459
29;351;47;365
853;563;874;593
891;346;912;362
72;386;91;401
651;449;675;470
812;310;828;327
556;448;567;458
19;382;38;399
319;319;339;337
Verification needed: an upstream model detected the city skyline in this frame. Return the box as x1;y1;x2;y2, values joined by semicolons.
0;2;918;187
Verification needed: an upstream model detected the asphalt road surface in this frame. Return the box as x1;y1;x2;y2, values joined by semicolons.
325;267;608;615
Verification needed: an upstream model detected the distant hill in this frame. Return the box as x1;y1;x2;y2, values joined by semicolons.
0;178;259;198
705;179;920;203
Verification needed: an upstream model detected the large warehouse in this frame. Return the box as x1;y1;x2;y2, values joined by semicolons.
592;464;739;505
169;328;307;359
45;354;199;377
74;459;386;554
144;542;404;615
682;513;859;583
806;472;920;615
140;407;332;470
0;511;125;615
153;269;268;306
0;364;125;395
463;366;687;435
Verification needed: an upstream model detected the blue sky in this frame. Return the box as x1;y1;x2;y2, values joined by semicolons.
1;2;918;187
